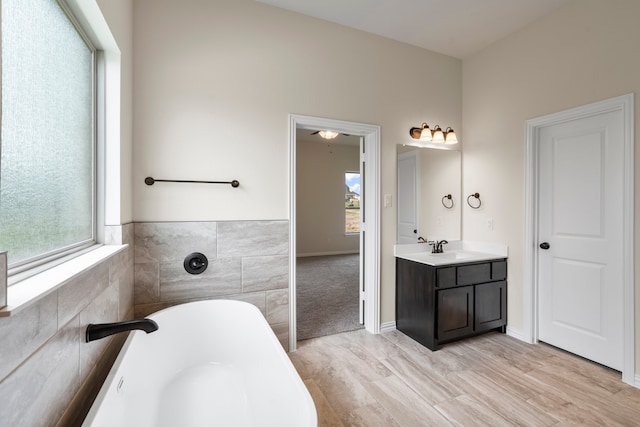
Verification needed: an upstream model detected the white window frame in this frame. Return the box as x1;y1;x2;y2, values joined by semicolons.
2;0;99;279
0;0;123;313
344;170;361;236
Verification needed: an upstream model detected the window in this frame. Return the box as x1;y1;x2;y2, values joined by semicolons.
345;172;361;234
0;0;96;272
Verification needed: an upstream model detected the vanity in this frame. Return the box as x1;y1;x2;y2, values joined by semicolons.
395;241;508;351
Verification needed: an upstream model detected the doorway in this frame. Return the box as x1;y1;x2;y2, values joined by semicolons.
295;130;363;340
288;114;380;352
524;94;635;383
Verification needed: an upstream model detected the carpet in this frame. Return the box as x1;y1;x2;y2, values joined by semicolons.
296;254;364;341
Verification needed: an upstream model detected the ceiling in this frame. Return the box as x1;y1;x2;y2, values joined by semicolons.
256;0;570;59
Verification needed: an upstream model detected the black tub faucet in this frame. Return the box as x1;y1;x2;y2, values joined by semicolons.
86;319;159;343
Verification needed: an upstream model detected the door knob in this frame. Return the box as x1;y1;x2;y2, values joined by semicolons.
539;242;550;250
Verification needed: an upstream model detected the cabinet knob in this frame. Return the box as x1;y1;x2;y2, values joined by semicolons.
539;242;550;250
413;229;417;234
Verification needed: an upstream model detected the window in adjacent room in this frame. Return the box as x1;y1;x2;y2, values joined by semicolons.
0;0;96;275
345;172;361;234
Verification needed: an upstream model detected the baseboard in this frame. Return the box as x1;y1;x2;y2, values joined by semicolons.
380;321;396;332
633;374;640;389
506;326;533;344
297;250;359;258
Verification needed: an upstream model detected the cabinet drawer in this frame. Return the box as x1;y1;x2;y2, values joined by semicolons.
457;263;491;285
436;267;456;288
492;261;507;281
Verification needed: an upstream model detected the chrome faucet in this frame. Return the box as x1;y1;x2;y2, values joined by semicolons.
86;319;159;342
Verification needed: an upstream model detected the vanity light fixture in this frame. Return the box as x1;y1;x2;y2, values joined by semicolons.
431;125;445;143
409;122;432;141
409;122;458;145
444;127;458;144
318;130;339;140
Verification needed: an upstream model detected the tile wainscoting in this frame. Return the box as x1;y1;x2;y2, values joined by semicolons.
0;224;135;427
133;220;290;349
0;220;288;425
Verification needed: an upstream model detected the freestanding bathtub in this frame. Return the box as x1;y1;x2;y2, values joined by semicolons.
82;300;317;427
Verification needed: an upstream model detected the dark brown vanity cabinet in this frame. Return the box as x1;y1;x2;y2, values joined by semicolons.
396;257;507;350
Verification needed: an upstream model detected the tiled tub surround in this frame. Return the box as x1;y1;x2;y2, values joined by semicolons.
134;220;290;348
0;224;135;427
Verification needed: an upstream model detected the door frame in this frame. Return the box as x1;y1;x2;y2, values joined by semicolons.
523;93;635;384
288;114;381;352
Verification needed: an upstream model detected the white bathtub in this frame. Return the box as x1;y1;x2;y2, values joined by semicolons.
83;300;317;427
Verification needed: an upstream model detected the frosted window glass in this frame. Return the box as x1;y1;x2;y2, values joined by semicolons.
1;0;94;266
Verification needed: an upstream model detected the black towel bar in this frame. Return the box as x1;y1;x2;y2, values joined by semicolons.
144;177;240;188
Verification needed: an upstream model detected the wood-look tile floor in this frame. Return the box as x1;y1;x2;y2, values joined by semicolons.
289;329;640;426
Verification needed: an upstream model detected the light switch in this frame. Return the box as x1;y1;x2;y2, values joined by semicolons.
384;194;392;208
487;217;494;231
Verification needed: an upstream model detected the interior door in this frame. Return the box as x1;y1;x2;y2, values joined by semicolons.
537;109;624;371
397;151;418;243
359;138;365;324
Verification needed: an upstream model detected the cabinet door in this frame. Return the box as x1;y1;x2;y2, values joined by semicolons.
437;286;473;342
474;281;506;331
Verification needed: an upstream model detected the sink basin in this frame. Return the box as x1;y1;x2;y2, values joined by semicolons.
394;242;507;266
400;250;478;265
429;251;475;260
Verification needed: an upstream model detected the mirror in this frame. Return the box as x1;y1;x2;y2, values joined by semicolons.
397;145;461;243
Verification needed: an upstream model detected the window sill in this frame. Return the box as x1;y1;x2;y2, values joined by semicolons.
0;244;128;317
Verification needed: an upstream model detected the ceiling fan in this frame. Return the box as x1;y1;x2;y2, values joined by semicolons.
310;130;350;140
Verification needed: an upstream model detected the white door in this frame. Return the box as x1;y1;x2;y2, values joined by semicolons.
359;138;365;324
537;109;624;370
397;151;418;243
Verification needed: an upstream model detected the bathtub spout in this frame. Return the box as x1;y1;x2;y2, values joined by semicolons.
86;319;159;343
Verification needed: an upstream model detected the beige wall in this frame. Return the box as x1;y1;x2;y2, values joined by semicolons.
296;139;360;255
132;0;462;323
462;0;640;369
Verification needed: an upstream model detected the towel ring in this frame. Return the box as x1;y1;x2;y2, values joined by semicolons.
467;192;481;209
441;194;453;209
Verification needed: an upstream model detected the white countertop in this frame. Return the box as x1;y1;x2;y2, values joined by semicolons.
394;240;508;266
